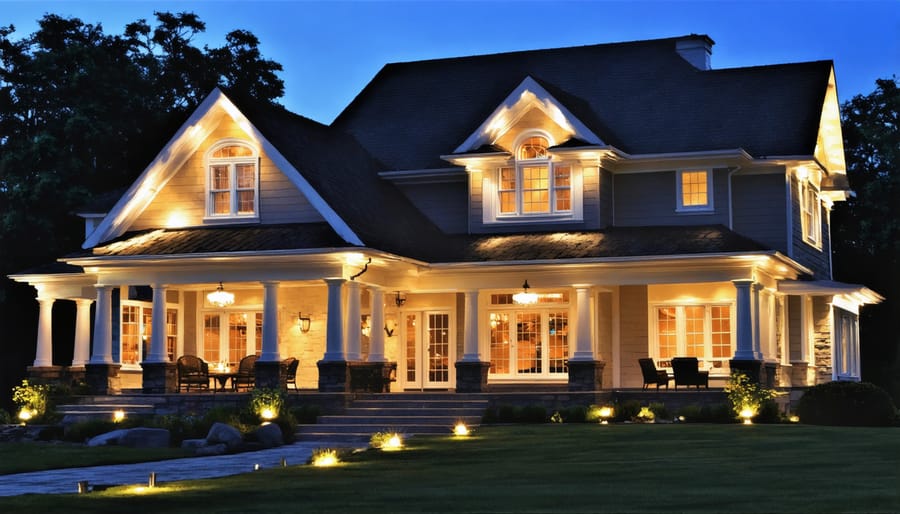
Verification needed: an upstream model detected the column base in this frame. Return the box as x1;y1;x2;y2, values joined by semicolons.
140;362;177;394
568;360;605;392
317;360;350;392
455;361;491;393
255;360;283;390
729;359;763;384
349;362;398;393
85;363;122;395
26;365;65;384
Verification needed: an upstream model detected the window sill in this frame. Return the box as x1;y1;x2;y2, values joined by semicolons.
489;214;581;224
203;216;260;225
675;207;714;214
802;237;823;251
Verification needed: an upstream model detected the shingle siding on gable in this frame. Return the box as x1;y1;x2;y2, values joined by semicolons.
612;169;729;227
789;176;831;278
396;182;468;234
130;122;324;231
732;173;787;253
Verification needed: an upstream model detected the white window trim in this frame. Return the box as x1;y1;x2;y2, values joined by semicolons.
204;139;260;222
799;177;822;249
119;300;179;370
199;308;263;366
675;169;714;213
833;307;860;381
649;302;735;374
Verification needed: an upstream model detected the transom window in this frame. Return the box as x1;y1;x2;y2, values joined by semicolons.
653;303;733;373
206;141;259;219
676;169;713;211
497;135;571;216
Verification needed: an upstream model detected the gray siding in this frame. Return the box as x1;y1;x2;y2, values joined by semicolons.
789;176;831;278
613;169;730;227
397;182;468;234
598;168;613;228
788;295;802;361
732;174;787;252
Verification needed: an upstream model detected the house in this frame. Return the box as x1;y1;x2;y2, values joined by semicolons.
10;34;882;395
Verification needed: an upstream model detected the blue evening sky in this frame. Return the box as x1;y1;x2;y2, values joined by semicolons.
3;0;898;124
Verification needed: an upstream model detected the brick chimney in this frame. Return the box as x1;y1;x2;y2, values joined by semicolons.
675;35;714;70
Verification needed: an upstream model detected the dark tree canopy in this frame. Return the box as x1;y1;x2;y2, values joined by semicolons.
833;77;900;402
0;12;284;411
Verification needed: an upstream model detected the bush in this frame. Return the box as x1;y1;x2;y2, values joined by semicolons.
555;405;587;423
649;402;670;421
725;372;778;422
755;399;783;424
0;409;12;425
796;381;898;426
613;400;641;422
676;403;736;423
289;404;321;424
64;419;120;442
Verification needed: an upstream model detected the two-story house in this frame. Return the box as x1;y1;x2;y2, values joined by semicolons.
11;34;880;394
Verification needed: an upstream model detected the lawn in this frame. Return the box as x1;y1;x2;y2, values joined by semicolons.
0;442;193;475
0;424;897;513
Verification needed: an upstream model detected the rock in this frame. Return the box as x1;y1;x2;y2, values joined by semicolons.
118;428;171;448
252;423;283;448
195;443;227;456
206;422;242;449
181;438;208;449
87;429;128;447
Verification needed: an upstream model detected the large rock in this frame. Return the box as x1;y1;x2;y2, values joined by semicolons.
181;438;208;450
206;422;242;449
195;443;227;456
87;429;128;447
119;428;171;448
252;423;284;448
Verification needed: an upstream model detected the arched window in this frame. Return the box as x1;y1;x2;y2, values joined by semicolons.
206;141;259;219
497;133;571;216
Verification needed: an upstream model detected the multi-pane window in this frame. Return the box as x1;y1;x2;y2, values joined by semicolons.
497;135;572;216
653;304;733;370
800;179;821;246
677;169;712;211
427;313;450;382
488;291;569;378
207;142;258;218
203;311;261;367
120;303;178;366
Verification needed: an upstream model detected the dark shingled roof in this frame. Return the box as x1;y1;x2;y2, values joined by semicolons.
333;35;831;170
446;225;768;263
93;223;351;256
14;261;84;275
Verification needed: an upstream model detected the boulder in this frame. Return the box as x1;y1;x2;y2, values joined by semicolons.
252;423;284;448
181;438;208;449
206;422;242;449
119;428;171;448
87;429;128;447
195;443;227;456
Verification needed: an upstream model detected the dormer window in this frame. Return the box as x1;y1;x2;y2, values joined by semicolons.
495;134;573;217
206;140;259;220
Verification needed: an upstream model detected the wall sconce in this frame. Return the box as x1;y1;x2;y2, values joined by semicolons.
512;280;538;305
384;319;396;337
297;312;311;333
394;291;406;307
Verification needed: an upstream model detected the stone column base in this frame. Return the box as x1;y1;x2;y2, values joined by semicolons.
26;365;65;384
349;362;397;392
85;363;122;395
763;362;779;389
140;362;177;394
318;360;350;392
568;360;605;392
255;360;283;390
455;361;491;393
729;359;763;384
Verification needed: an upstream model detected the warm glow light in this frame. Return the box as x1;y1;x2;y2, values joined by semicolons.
18;409;33;423
740;407;755;425
260;408;276;421
383;433;404;451
312;449;339;467
164;211;188;228
789;415;800;423
599;406;613;424
512;280;538;305
453;422;470;437
207;282;235;307
113;410;126;423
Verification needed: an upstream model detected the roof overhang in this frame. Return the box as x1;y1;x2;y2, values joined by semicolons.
778;279;883;307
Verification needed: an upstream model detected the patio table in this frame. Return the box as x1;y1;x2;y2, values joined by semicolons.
209;372;237;392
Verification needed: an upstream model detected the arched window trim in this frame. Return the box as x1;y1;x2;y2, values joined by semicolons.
204;139;260;222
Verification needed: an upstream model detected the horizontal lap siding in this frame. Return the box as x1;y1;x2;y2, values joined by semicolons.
789;176;831;278
613;169;729;227
619;285;648;388
732;173;787;252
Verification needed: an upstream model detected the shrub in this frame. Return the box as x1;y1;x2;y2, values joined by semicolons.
248;388;285;421
755;399;783;424
557;405;587;423
289;404;321;424
648;402;670;421
272;412;297;444
0;409;12;425
12;379;52;421
796;381;897;426
676;403;736;423
520;405;548;423
613;400;641;422
725;372;778;421
64;419;120;442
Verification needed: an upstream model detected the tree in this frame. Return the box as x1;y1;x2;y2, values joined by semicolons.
832;77;900;402
0;12;284;412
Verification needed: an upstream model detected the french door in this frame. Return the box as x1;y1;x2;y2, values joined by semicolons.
488;309;569;379
401;311;454;389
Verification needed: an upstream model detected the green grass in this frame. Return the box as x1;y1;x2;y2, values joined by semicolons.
0;442;193;475
0;424;897;513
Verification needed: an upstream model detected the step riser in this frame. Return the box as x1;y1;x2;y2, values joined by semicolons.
351;401;489;409
297;425;466;435
318;415;481;424
342;408;485;416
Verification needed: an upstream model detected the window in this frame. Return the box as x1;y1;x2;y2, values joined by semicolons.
488;291;569;378
202;311;262;366
494;134;574;218
206;141;258;219
652;304;733;372
120;302;178;366
676;169;712;211
833;308;859;380
800;178;821;246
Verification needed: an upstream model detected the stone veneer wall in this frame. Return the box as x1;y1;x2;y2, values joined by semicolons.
812;296;833;384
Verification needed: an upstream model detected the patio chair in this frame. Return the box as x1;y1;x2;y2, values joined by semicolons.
176;355;210;392
232;354;259;392
638;358;669;390
282;357;299;390
672;357;710;389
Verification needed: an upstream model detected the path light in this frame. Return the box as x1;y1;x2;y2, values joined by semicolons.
740;407;755;425
599;406;613;424
18;408;33;424
148;472;157;488
77;480;90;494
312;449;339;467
113;410;126;423
789;415;800;423
453;422;470;437
254;464;260;471
260;407;276;421
281;457;287;467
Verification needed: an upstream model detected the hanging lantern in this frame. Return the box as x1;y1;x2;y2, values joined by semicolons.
512;280;538;305
207;282;235;307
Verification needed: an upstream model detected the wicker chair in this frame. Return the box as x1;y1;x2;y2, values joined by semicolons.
281;357;299;390
672;357;710;389
232;354;259;392
176;355;210;392
638;358;669;390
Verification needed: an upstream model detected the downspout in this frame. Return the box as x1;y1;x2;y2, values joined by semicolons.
350;257;372;281
727;166;741;230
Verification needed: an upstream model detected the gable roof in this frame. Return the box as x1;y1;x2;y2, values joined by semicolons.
333;35;832;170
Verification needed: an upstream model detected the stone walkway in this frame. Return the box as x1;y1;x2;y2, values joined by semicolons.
0;440;363;497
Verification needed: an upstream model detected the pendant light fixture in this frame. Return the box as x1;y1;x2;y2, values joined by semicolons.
512;280;538;305
207;282;235;307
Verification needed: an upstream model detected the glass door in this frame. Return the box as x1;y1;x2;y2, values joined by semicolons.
489;309;569;379
401;311;454;389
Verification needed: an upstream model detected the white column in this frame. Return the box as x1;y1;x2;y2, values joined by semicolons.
72;299;93;366
367;286;386;362
33;297;55;367
322;278;346;361
145;284;169;363
570;287;595;361
752;282;763;359
733;279;761;359
260;281;281;362
461;290;480;362
90;285;114;364
345;281;362;361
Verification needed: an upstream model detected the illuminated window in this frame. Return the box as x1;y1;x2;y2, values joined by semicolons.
203;310;262;366
488;291;570;378
677;170;712;211
207;141;258;219
653;304;733;370
800;179;821;246
494;134;575;218
120;302;178;367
